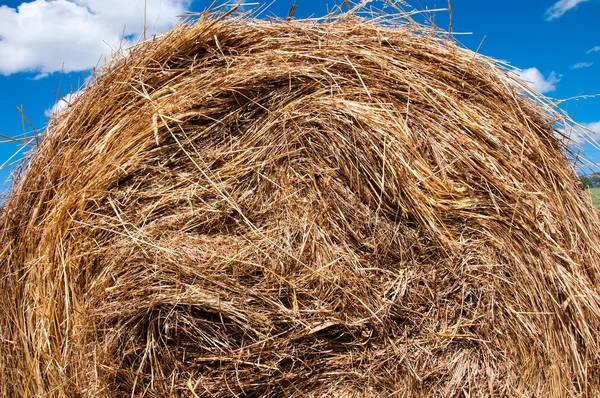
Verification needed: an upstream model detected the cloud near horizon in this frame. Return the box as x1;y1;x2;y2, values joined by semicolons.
544;0;591;20
515;67;560;94
565;121;600;143
44;91;82;117
0;0;190;76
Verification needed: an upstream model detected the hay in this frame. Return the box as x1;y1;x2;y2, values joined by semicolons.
2;7;600;398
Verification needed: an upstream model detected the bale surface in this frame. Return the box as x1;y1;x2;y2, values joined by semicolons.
2;11;600;398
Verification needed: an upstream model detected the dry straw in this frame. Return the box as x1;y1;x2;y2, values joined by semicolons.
2;3;600;397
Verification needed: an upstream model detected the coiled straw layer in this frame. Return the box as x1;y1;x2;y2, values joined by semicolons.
1;7;600;397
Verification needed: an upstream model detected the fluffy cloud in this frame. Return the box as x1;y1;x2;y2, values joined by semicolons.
588;45;600;54
564;121;600;143
585;122;600;132
544;0;591;20
44;91;82;117
515;68;560;94
0;0;190;76
571;61;594;69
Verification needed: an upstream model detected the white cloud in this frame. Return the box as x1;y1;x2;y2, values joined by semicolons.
544;0;591;20
44;90;82;117
584;122;600;135
588;45;600;54
564;121;600;143
0;0;189;76
515;67;560;94
571;61;594;69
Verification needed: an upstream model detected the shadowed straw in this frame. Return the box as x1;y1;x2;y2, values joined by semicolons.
1;4;600;397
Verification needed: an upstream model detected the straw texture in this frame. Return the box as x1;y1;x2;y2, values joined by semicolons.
1;10;600;397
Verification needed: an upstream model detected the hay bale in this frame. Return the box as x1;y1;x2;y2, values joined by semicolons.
2;10;600;397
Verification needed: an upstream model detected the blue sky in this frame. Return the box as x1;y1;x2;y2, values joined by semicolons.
1;0;599;195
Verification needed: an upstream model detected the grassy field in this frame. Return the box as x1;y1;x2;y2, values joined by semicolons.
587;187;600;210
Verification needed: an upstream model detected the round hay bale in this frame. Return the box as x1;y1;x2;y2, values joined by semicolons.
2;11;600;398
